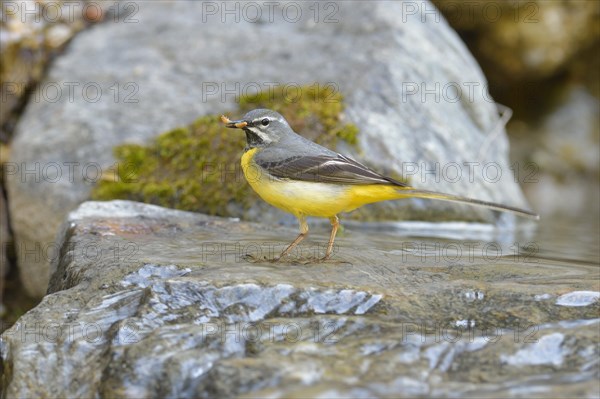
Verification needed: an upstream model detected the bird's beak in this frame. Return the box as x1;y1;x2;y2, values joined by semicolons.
221;115;248;129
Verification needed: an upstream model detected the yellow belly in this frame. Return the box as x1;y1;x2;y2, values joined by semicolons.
241;149;405;218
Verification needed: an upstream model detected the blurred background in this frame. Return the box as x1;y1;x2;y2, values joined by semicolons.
0;1;598;327
431;0;599;219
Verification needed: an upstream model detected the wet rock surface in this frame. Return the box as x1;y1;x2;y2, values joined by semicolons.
6;0;530;297
1;201;598;398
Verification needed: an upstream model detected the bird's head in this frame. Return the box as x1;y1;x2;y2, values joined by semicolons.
221;109;292;148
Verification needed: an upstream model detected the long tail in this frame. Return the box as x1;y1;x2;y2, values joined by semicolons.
399;188;539;220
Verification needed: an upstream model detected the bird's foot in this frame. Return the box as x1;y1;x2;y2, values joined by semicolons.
241;254;285;263
241;253;270;263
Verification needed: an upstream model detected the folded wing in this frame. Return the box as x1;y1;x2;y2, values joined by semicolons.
257;153;408;186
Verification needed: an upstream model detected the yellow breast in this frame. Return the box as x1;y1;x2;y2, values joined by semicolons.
241;148;403;218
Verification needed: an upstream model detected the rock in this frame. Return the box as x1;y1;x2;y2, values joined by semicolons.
0;0;114;140
432;0;600;115
0;186;9;276
1;201;598;398
1;144;11;281
7;1;531;297
433;0;599;81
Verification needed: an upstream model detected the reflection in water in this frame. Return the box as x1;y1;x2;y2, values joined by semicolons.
347;212;599;269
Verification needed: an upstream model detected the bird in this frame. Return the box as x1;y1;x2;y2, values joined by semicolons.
221;109;538;261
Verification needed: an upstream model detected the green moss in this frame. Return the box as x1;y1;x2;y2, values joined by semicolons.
93;115;250;215
91;85;363;216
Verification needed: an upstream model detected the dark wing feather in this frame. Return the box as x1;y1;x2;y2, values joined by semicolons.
257;154;408;186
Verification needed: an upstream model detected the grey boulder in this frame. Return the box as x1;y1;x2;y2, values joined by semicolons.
1;201;597;398
7;0;529;297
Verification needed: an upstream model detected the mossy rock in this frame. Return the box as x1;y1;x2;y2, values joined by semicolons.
92;85;360;217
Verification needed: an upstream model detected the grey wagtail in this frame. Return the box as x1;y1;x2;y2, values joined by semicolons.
221;109;539;261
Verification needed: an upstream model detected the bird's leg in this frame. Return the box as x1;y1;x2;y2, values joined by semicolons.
276;216;308;261
322;215;340;260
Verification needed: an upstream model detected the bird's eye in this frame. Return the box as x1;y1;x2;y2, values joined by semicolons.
261;118;270;126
